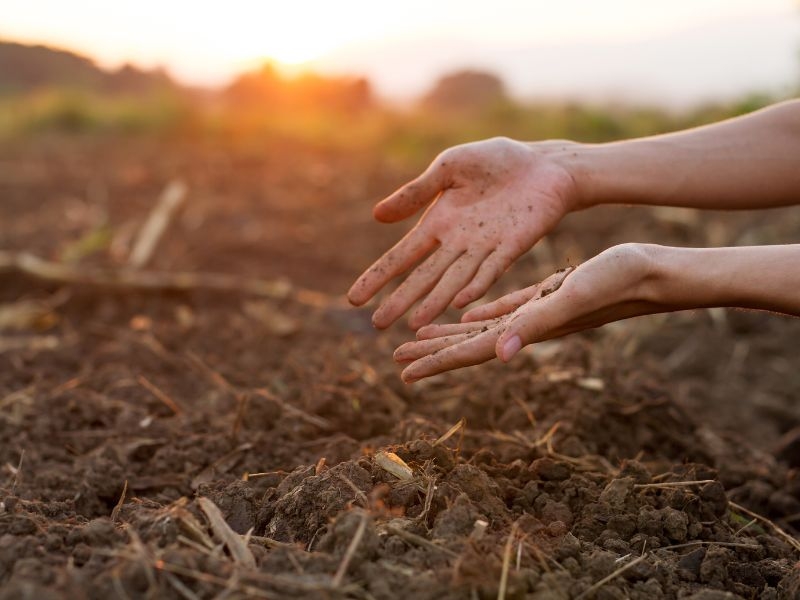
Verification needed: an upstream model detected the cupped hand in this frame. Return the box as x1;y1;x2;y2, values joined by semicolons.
394;243;665;382
347;137;578;329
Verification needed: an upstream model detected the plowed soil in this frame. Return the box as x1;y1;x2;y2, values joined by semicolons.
1;136;799;599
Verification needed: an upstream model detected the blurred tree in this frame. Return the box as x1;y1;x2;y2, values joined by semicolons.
223;62;284;108
223;62;373;114
421;69;509;112
104;64;174;95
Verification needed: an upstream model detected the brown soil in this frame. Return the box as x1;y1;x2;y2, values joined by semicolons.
1;136;800;599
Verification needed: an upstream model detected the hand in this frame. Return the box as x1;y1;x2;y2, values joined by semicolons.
347;137;578;329
394;243;662;382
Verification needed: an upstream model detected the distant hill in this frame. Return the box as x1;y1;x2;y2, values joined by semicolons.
0;40;176;95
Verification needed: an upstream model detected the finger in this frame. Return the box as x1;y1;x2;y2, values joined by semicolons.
416;318;501;340
495;290;569;362
451;247;517;308
461;283;542;322
372;247;462;329
408;249;489;329
461;266;575;322
373;162;446;223
347;228;436;306
394;332;476;363
401;328;500;383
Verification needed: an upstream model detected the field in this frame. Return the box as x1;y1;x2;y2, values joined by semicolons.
1;107;800;599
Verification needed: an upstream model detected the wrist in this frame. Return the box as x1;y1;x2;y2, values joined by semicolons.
652;245;800;315
526;139;590;212
531;140;609;211
647;246;741;310
537;138;683;211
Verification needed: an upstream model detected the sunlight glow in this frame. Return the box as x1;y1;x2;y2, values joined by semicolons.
190;5;354;68
0;0;796;103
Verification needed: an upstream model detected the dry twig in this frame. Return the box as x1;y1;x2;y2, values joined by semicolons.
253;388;334;431
110;479;128;523
10;449;24;492
729;500;800;553
129;180;188;268
497;522;518;600
634;480;716;490
249;535;296;550
197;497;256;568
154;561;276;599
433;418;466;447
138;375;183;415
336;473;369;507
332;511;369;587
385;524;458;558
574;555;647;599
0;335;60;354
0;250;292;299
163;571;201;600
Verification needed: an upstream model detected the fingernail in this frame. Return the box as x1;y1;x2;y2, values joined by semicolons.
401;371;419;384
371;313;386;329
501;335;522;362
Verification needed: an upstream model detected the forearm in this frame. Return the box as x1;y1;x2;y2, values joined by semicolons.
645;244;800;316
546;100;800;211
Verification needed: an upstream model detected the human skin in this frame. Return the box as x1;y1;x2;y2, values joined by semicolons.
348;101;800;329
347;137;575;330
394;243;800;382
347;100;800;379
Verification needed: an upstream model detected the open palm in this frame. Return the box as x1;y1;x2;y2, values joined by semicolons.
347;137;577;329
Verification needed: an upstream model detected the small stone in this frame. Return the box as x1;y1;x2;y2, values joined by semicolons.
601;536;630;555
607;513;637;539
540;500;573;526
631;578;664;599
699;481;729;517
623;558;655;582
677;547;706;579
699;546;731;586
586;549;618;579
81;518;117;546
660;507;688;542
636;506;662;537
554;532;581;559
530;458;571;481
618;459;652;484
432;494;482;538
599;478;634;507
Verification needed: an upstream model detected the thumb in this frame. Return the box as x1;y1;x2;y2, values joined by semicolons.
462;282;542;322
494;266;579;359
495;300;559;362
373;164;446;223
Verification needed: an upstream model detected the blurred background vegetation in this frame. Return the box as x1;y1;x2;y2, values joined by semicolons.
0;38;792;166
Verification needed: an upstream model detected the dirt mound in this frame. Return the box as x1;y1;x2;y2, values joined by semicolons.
1;138;799;598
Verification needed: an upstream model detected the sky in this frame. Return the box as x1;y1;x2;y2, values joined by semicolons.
1;0;799;105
